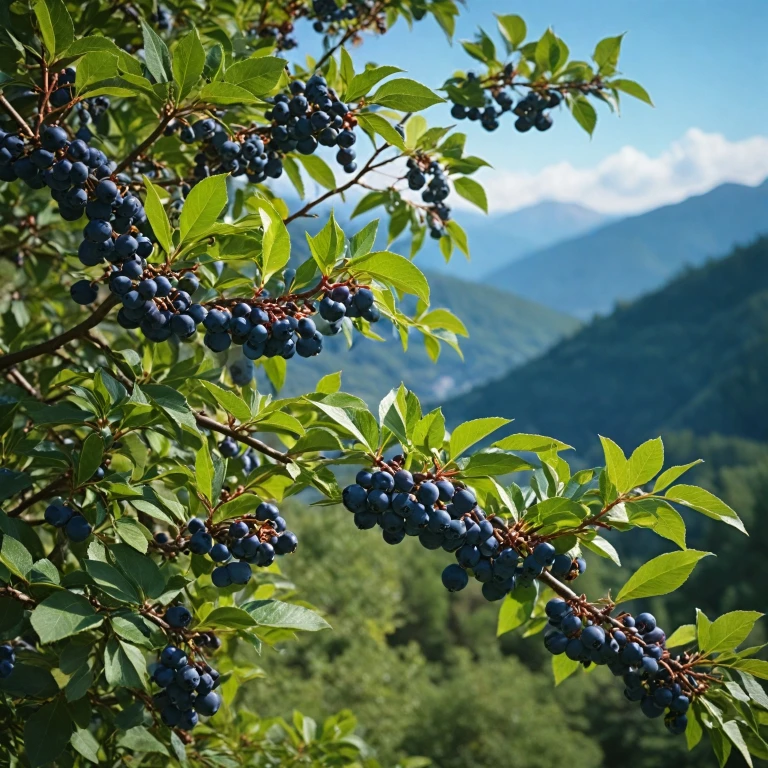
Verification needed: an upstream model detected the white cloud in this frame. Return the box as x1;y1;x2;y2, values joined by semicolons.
468;129;768;215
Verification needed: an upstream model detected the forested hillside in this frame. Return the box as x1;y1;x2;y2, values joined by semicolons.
445;237;768;454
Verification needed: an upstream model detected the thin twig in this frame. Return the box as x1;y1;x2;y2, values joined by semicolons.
0;95;34;137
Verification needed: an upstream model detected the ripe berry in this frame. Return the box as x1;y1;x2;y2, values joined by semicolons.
187;518;205;534
544;631;569;655
45;502;74;528
195;691;222;717
393;469;414;492
560;613;583;636
161;646;187;669
442;564;469;592
580;625;606;649
176;665;201;691
452;489;476;514
532;542;556;567
636;612;657;633
417;482;440;506
65;515;92;542
165;605;193;628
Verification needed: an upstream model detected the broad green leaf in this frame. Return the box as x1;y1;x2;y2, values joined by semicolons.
369;78;444;111
248;197;290;284
297;153;337;190
114;518;149;553
453;176;488;213
172;28;205;103
615;550;712;604
723;721;753;768
493;433;571;453
71;728;100;763
593;34;624;75
316;372;342;394
652;504;687;550
610;79;653;106
581;534;620;566
627;437;663;488
222;56;287;96
111;543;165;599
200;380;251;422
665;485;746;534
356;113;407;151
704;611;763;654
142;176;174;255
697;608;712;651
84;560;140;604
139;19;171;83
446;220;469;258
0;536;32;580
143;384;199;433
345;65;403;101
198;81;260;104
201;606;258;629
653;460;703;492
552;653;580;685
24;698;73;767
179;175;229;245
496;14;526;49
347;251;429;303
64;37;141;75
419;308;468;336
31;591;103;643
306;210;345;275
449;417;511;461
76;432;104;487
730;659;768;680
524;497;585;526
599;435;630;494
117;726;168;755
307;399;378;452
196;443;214;502
570;97;597;136
497;585;536;636
665;624;697;648
739;672;768;710
34;0;74;62
74;51;118;94
241;600;331;631
339;46;355;88
104;637;147;689
461;451;531;477
349;220;378;259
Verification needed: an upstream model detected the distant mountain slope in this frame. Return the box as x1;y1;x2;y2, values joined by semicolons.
486;180;768;318
442;237;768;455
259;270;580;407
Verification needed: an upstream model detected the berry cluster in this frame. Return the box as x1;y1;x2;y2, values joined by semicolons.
310;0;384;35
405;156;452;239
47;66;110;140
218;436;262;473
449;74;560;134
318;285;379;331
247;20;298;51
544;605;690;734
342;461;585;602
44;501;93;542
151;644;222;731
154;502;298;589
0;644;16;679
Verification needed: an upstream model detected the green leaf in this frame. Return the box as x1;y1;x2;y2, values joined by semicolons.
581;534;621;566
142;176;174;256
143;383;199;433
117;726;168;755
71;728;101;763
492;433;572;453
449;417;511;461
250;197;291;285
665;623;697;648
306;210;345;275
104;637;147;689
139;18;172;83
347;250;429;303
610;79;653;106
76;432;104;487
0;536;32;580
111;543;165;599
653;460;703;492
84;560;140;604
453;176;488;213
593;34;624;75
739;672;768;710
665;485;746;534
652;504;687;550
198;81;260;104
179;175;228;245
697;608;712;651
296;153;337;190
461;451;531;477
703;611;763;654
552;653;580;685
614;550;712;604
345;65;403;101
307;399;378;452
241;600;331;631
723;721;753;768
31;591;103;644
201;606;258;629
369;78;445;112
349;220;378;259
599;435;630;494
114;517;149;553
172;28;205;103
33;0;74;62
196;443;214;502
356;113;407;151
497;585;536;636
496;14;526;49
339;46;355;88
24;698;73;767
223;56;287;96
200;380;251;422
730;659;768;680
627;437;663;488
570;97;597;136
74;51;118;95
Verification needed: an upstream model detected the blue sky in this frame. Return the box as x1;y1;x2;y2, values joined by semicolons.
294;1;768;214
